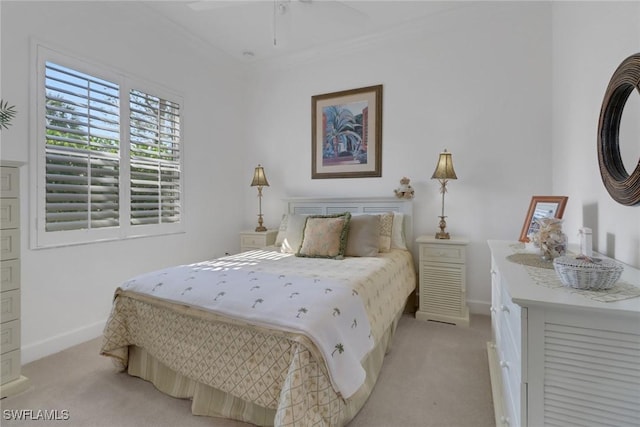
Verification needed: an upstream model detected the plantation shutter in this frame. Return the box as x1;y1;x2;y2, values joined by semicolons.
129;89;181;225
44;62;120;232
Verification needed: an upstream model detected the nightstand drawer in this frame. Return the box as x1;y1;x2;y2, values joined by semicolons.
420;244;465;264
241;235;266;248
239;230;278;252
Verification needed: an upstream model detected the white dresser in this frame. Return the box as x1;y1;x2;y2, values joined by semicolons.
487;240;640;427
0;164;29;398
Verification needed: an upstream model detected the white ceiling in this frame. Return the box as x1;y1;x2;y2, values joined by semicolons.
143;1;471;63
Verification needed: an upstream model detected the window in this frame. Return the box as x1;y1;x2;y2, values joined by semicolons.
33;46;183;248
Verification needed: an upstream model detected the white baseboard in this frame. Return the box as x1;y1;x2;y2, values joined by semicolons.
468;299;491;315
22;319;106;364
20;302;491;364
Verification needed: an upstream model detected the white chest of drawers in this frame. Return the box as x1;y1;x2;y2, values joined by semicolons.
0;164;29;398
487;240;640;427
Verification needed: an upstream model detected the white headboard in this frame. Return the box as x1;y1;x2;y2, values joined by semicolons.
284;197;413;246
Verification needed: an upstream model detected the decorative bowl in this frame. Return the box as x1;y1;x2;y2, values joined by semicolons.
553;256;623;290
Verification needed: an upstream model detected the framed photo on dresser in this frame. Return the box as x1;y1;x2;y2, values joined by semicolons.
519;195;568;242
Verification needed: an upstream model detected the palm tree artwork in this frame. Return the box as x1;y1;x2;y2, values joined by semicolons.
322;103;366;164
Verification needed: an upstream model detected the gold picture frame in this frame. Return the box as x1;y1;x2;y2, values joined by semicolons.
311;85;382;179
519;196;569;242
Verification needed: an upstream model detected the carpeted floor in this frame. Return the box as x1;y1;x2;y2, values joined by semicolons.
1;314;495;427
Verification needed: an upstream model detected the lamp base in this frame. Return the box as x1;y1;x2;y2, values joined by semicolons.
435;215;451;239
255;212;266;232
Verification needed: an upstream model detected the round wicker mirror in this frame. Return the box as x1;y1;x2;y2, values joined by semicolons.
597;53;640;206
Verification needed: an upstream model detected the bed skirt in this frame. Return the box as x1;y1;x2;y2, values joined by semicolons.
126;310;404;426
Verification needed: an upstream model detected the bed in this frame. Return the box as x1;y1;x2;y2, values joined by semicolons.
100;197;416;426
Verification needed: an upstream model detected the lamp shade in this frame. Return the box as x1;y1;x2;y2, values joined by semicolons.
431;150;457;180
250;164;269;187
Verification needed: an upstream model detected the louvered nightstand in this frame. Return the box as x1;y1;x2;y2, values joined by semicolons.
239;229;278;252
415;236;469;326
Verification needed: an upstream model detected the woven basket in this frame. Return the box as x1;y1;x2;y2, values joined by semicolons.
553;256;623;290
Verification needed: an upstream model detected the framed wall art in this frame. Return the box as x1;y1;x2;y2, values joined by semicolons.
519;195;569;242
311;84;382;179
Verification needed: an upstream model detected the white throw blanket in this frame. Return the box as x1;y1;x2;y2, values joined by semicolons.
120;258;374;398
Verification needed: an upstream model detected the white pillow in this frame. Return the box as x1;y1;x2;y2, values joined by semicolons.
390;212;408;250
275;214;289;246
278;214;308;254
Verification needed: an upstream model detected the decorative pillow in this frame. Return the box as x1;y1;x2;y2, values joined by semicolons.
345;214;380;257
296;212;351;259
390;212;408;250
280;214;308;254
378;212;394;252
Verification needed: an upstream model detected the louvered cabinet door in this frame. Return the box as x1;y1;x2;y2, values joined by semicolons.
527;308;640;427
415;236;469;326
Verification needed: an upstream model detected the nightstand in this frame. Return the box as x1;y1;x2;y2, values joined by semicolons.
415;236;470;326
240;229;278;252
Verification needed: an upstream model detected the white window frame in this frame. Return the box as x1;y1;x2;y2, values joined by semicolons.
30;44;185;249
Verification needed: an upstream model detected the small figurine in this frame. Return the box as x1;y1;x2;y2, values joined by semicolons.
394;177;415;199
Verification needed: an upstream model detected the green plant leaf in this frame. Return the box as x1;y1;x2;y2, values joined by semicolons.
0;99;17;130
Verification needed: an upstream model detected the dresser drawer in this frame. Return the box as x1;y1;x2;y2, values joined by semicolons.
0;259;20;292
0;349;20;385
1;289;20;322
0;319;20;353
0;167;19;198
499;286;522;355
420;244;465;264
0;198;19;229
499;324;522;427
0;228;19;261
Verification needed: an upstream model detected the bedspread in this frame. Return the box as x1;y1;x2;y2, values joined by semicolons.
101;249;416;426
119;261;373;398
